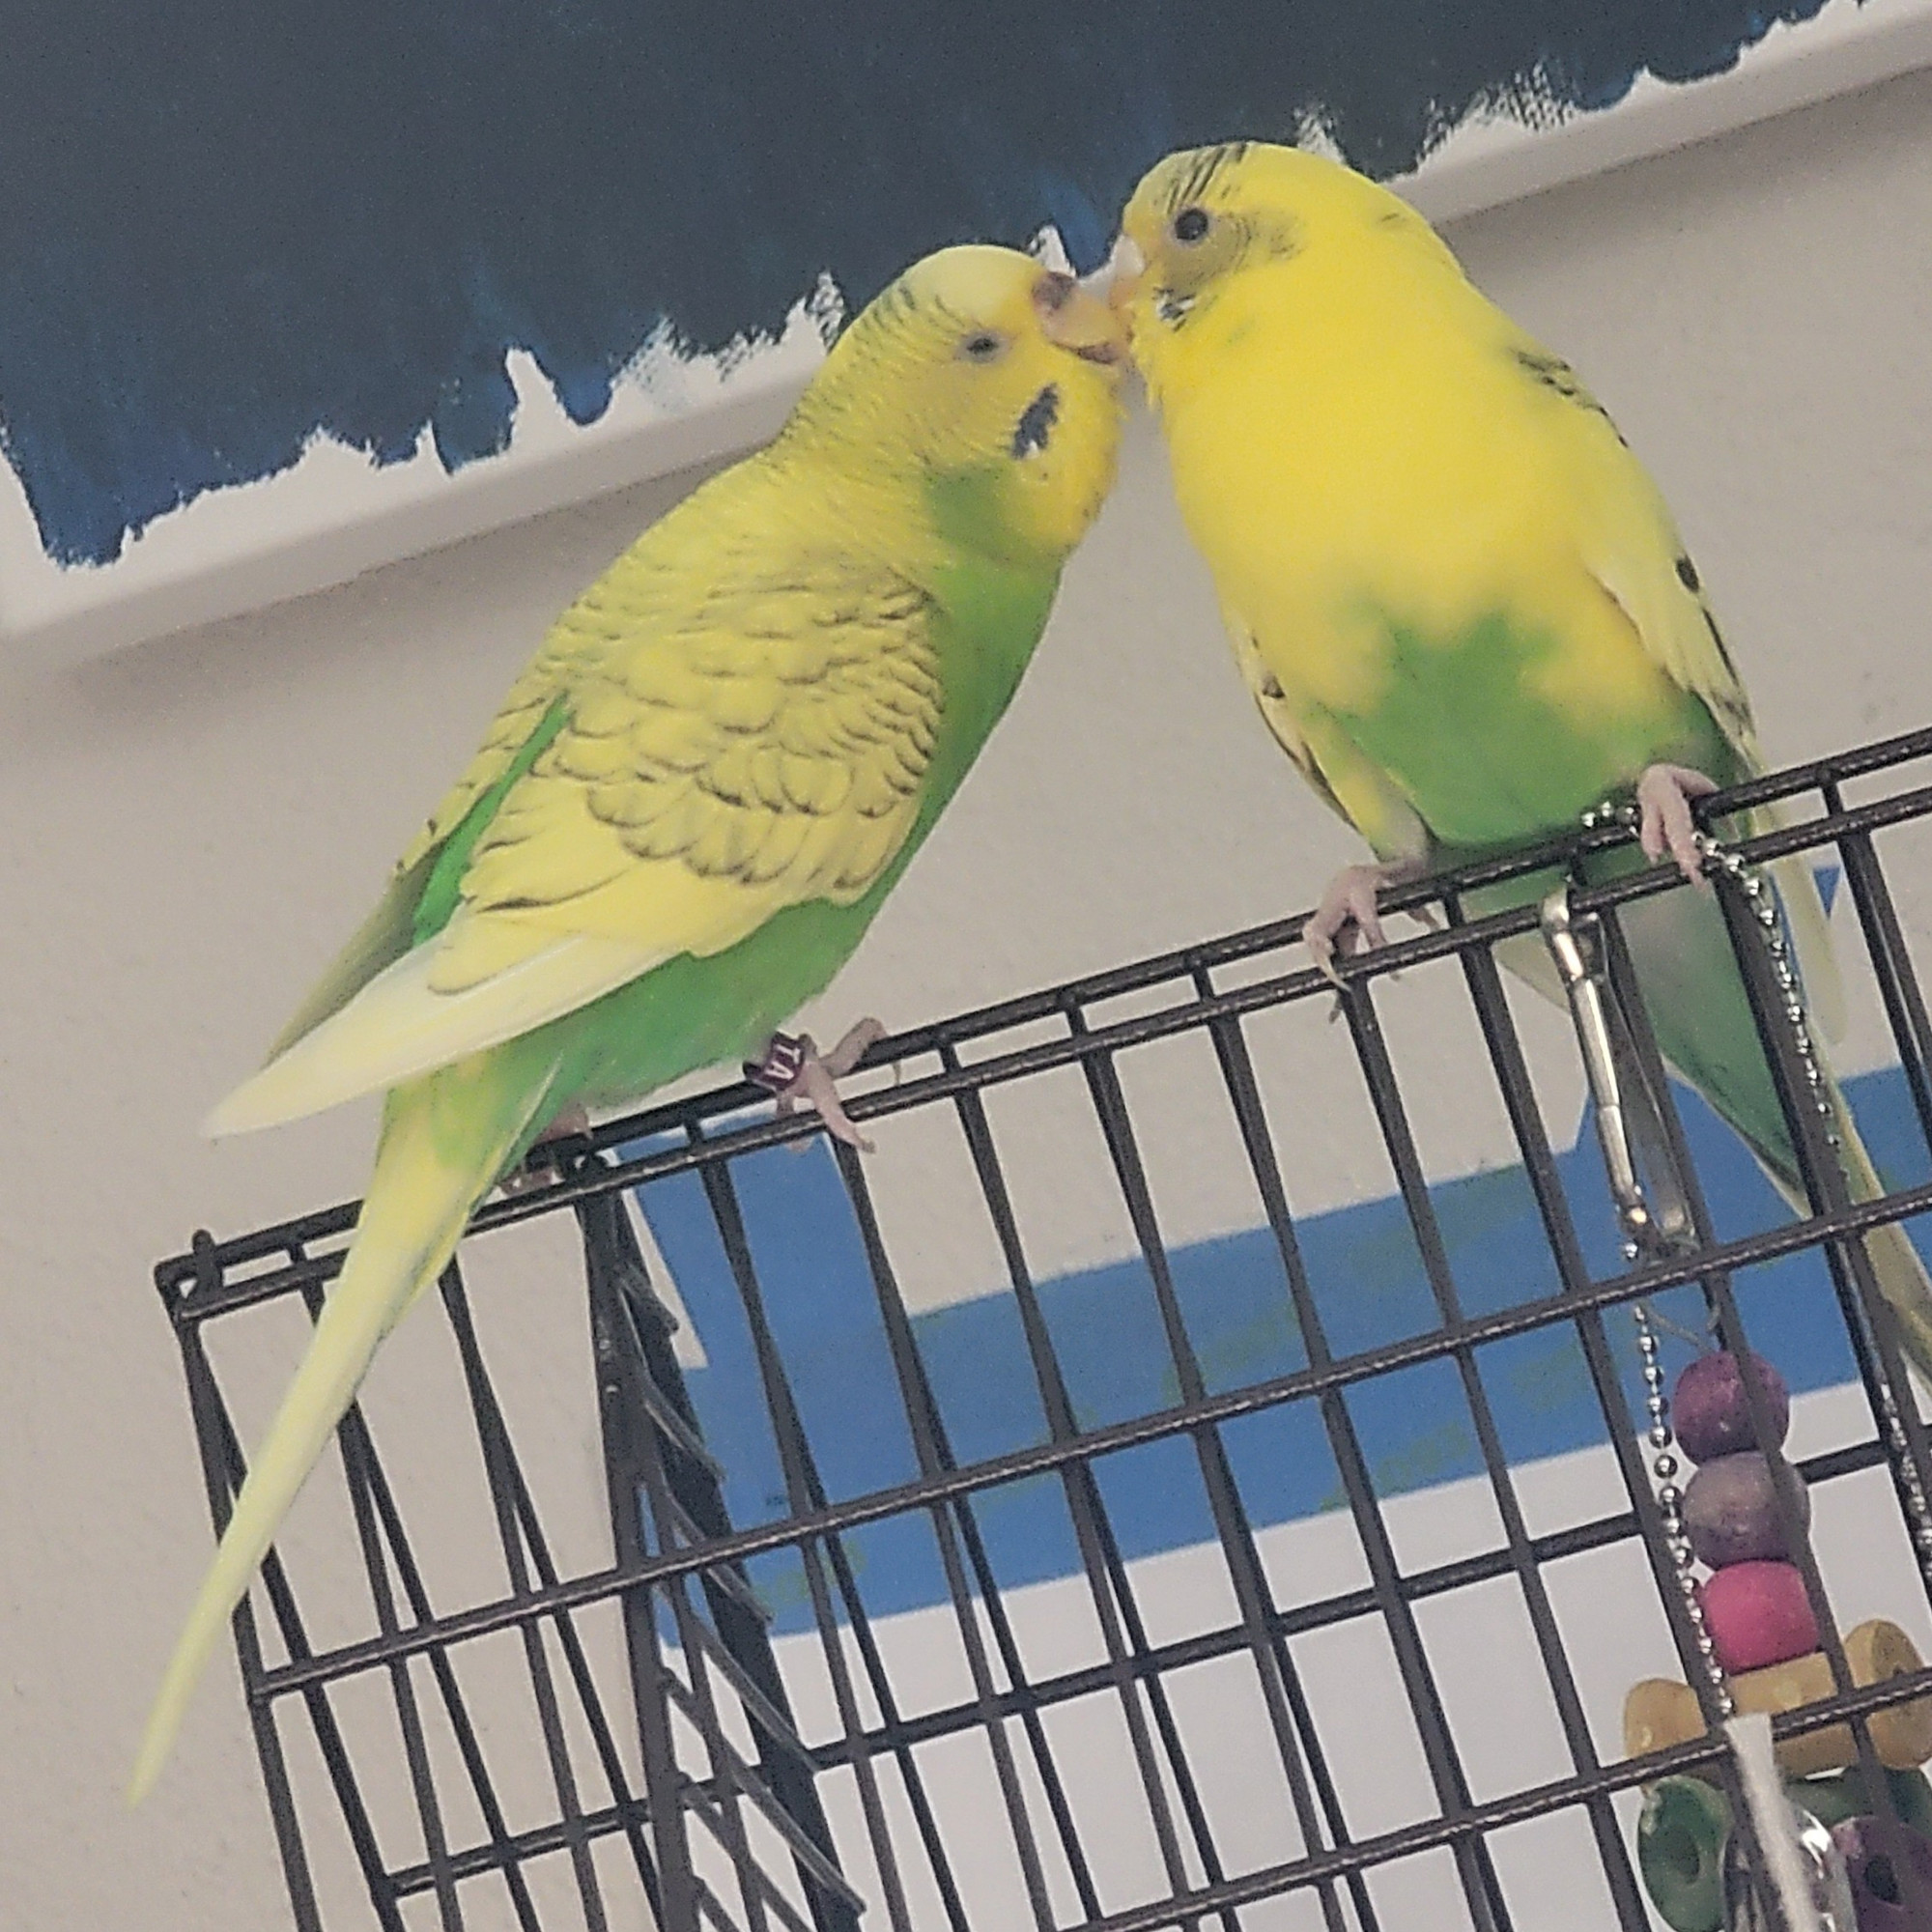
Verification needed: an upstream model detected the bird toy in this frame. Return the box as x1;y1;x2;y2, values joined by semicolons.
1624;1344;1932;1929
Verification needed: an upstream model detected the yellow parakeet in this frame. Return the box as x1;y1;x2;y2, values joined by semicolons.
1111;140;1932;1368
130;243;1125;1803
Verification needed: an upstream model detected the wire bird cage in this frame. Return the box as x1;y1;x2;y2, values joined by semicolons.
156;725;1932;1932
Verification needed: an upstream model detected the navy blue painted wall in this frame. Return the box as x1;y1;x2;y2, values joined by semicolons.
3;2;1828;567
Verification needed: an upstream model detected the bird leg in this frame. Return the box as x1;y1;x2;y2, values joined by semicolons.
1303;857;1429;986
499;1102;592;1196
1634;762;1719;884
746;1018;889;1153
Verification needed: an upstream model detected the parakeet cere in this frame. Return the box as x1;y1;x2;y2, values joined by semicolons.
130;243;1125;1802
1111;139;1932;1371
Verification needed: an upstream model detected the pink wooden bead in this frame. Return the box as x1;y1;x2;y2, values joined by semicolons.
1696;1560;1819;1675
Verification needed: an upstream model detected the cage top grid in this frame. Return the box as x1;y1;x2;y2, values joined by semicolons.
152;722;1932;1932
159;724;1932;1302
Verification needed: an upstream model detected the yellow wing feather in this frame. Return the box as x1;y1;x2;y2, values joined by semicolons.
397;623;606;875
1506;341;1762;764
1222;603;1428;863
213;535;943;1135
260;604;618;1068
435;559;940;973
1507;337;1844;1037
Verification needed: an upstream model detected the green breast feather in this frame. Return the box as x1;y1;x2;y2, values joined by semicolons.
1330;609;1743;860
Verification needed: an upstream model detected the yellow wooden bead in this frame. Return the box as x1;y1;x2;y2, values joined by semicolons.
1625;1678;1699;1763
1732;1648;1857;1778
1846;1618;1932;1771
1621;1620;1932;1779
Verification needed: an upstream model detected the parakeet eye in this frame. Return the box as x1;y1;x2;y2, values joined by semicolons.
959;330;1007;363
1172;207;1210;244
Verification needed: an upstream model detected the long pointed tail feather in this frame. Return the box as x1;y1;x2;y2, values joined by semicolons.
129;1059;553;1804
1498;889;1932;1384
1815;1107;1932;1384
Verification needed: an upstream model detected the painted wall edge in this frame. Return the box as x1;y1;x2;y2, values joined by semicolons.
6;0;1929;674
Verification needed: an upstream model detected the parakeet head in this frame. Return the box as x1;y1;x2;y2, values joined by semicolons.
780;244;1126;566
1111;142;1454;398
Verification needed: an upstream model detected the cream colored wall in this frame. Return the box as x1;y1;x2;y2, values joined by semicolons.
3;68;1930;1931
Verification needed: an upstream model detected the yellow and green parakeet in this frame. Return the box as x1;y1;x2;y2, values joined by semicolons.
1111;140;1932;1367
130;244;1125;1803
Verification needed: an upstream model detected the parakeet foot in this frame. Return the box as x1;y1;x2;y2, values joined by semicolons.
747;1019;888;1152
499;1103;591;1195
1303;859;1428;986
1635;763;1720;884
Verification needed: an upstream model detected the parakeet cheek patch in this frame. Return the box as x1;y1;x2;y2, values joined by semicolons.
1010;384;1060;459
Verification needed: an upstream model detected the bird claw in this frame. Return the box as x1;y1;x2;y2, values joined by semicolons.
1303;860;1423;987
500;1103;591;1195
748;1019;888;1153
1634;763;1719;884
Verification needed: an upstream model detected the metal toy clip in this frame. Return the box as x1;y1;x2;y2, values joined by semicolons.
1540;886;1695;1263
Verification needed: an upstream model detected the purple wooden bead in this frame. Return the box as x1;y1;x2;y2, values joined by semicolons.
1830;1815;1932;1929
1672;1350;1790;1463
1683;1452;1809;1567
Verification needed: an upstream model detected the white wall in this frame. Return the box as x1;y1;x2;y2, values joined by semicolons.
4;68;1931;1931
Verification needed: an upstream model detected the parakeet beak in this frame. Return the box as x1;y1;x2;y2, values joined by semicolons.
1034;270;1126;365
1103;235;1147;312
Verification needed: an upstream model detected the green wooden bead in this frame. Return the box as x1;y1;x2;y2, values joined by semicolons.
1638;1776;1731;1932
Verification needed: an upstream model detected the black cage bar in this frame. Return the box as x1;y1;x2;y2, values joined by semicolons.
155;724;1932;1931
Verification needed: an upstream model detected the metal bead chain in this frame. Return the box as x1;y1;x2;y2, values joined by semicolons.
1582;796;1839;1159
1587;793;1932;1581
1690;820;1932;1579
1874;1370;1932;1573
1635;1299;1732;1709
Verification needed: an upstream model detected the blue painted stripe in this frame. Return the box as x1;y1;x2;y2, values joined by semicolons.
625;1062;1932;1635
